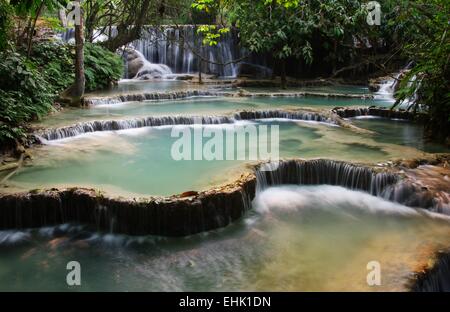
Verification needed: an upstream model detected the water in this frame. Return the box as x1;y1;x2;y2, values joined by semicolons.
243;85;371;95
131;26;243;77
88;80;193;97
6;117;431;196
351;118;449;153
37;95;391;129
1;185;450;291
2;80;450;291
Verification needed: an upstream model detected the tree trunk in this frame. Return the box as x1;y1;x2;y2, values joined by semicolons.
26;1;44;58
72;0;85;104
280;58;287;89
198;58;203;84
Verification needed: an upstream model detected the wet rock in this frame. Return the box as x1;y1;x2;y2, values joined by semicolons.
180;191;199;198
125;49;145;78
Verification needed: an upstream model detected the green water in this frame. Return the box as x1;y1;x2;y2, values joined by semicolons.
2;186;450;291
38;96;390;128
1;84;450;292
243;84;371;95
351;117;449;153
86;80;196;97
6;120;427;196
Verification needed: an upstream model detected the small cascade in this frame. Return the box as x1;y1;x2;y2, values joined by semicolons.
37;115;235;141
235;110;331;123
374;62;414;103
84;90;372;106
125;48;172;79
375;77;397;102
255;159;398;196
0;174;256;236
255;159;449;212
36;110;335;141
84;90;228;105
411;251;450;292
333;107;414;120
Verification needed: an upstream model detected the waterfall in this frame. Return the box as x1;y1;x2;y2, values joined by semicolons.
374;62;415;105
131;26;242;77
124;48;172;79
254;159;448;212
59;25;268;77
37;115;235;141
411;251;450;292
36;110;335;141
235;110;331;123
333;107;414;120
84;90;228;105
375;77;397;102
255;159;398;196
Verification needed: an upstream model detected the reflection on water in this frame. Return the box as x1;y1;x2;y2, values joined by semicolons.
351;118;450;153
86;80;195;97
1;185;450;291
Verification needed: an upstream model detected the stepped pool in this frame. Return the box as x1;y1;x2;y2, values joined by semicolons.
1;185;450;291
39;95;389;129
4;119;435;197
1;84;450;292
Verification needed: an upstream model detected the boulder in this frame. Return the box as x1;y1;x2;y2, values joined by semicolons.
125;49;145;78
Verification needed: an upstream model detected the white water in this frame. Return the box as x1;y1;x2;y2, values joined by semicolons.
2;186;450;291
132;49;172;79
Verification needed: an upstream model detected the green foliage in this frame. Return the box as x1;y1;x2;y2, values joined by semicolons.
31;41;74;92
0;50;54;143
196;25;229;46
84;43;123;91
0;0;12;51
392;0;450;142
10;0;68;17
193;0;366;65
0;42;123;144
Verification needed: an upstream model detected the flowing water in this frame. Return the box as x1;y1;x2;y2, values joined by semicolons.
5;118;436;196
2;81;450;291
37;95;390;129
2;185;450;291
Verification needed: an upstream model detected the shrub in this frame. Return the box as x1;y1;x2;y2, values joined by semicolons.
0;42;123;144
84;42;123;91
0;50;54;144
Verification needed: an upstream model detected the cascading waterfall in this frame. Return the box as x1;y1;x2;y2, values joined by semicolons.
84;90;228;105
36;110;335;141
254;159;448;212
131;26;244;77
126;49;173;79
375;76;397;102
60;26;266;77
374;62;417;108
333;107;414;120
255;159;398;196
412;251;450;292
